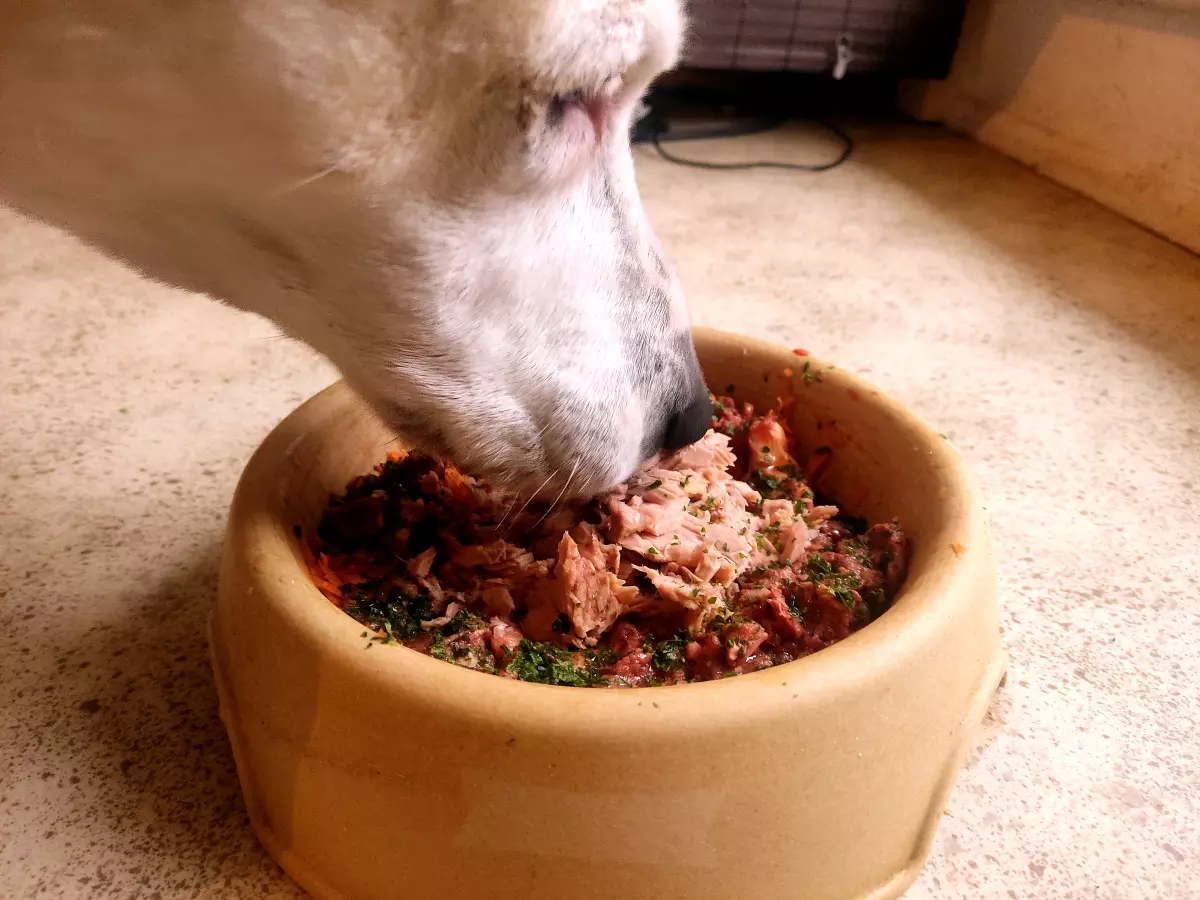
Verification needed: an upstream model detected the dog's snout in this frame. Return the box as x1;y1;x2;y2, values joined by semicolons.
662;389;713;452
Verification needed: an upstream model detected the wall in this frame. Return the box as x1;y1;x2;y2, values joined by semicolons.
901;0;1200;254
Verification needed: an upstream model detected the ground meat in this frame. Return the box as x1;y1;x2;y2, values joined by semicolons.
306;394;910;687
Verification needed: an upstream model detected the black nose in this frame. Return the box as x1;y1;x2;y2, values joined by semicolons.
662;390;713;452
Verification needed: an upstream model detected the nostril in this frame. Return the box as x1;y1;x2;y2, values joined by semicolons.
662;391;713;452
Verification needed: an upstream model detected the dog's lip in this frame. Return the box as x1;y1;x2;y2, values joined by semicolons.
587;76;626;134
555;75;621;141
584;98;608;141
552;91;607;144
366;399;453;460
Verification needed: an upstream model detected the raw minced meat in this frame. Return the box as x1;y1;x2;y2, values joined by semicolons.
304;394;909;687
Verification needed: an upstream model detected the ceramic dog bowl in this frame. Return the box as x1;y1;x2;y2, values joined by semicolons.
210;327;1006;900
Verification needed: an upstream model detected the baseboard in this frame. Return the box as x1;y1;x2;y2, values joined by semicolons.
901;80;1200;255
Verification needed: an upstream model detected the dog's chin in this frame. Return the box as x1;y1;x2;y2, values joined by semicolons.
462;439;643;503
442;452;617;504
370;417;586;498
363;393;642;499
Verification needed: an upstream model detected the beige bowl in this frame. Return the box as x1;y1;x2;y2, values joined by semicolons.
210;327;1005;900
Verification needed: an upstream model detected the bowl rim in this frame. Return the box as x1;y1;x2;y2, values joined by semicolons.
223;327;990;737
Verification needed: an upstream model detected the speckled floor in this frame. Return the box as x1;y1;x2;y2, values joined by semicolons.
1;124;1198;899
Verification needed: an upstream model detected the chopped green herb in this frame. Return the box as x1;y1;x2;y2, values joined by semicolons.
429;632;449;661
505;639;597;686
749;469;783;494
344;584;432;642
647;479;663;491
651;634;687;672
806;556;861;610
445;606;482;634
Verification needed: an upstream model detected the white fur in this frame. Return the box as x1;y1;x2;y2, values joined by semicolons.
0;0;703;497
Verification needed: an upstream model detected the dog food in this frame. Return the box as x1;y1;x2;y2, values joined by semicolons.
305;394;908;686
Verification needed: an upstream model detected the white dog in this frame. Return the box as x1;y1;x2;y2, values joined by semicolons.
0;0;711;498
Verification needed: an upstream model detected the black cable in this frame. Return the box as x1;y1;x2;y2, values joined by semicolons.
644;115;785;143
648;119;854;172
632;84;855;172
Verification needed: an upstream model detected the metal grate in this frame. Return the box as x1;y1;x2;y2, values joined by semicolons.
682;0;969;77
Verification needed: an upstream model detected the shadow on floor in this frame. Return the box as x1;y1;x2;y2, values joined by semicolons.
50;542;304;897
852;125;1200;382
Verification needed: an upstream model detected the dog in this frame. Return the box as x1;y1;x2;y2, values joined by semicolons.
0;0;710;499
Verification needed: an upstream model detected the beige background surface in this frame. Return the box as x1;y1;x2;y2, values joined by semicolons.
2;125;1199;897
903;0;1200;254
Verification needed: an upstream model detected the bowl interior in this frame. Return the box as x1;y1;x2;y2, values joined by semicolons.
246;327;978;702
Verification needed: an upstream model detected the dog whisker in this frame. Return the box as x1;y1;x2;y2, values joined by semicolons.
268;164;339;197
495;491;521;531
529;458;579;533
504;468;557;530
